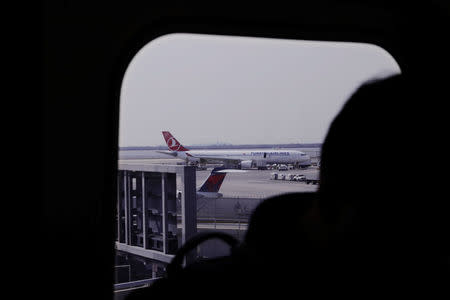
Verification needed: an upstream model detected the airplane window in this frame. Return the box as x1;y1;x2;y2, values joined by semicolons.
116;33;400;287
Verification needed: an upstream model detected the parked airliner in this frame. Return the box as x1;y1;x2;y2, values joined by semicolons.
159;131;311;169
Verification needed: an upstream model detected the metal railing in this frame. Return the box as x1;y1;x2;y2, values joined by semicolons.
114;278;161;291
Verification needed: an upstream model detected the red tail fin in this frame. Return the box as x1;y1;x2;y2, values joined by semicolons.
198;168;227;193
162;131;189;151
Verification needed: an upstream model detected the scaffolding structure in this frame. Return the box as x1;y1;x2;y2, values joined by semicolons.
116;164;196;264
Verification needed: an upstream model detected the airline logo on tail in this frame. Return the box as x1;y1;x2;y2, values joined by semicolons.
162;131;189;152
198;168;227;193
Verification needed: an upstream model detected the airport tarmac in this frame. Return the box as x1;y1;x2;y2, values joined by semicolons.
118;158;319;199
196;168;319;198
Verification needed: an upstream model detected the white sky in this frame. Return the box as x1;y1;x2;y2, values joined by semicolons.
119;33;400;147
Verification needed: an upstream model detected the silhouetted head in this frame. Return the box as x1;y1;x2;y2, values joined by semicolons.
318;74;448;262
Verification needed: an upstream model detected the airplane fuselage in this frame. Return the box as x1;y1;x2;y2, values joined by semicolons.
176;149;311;167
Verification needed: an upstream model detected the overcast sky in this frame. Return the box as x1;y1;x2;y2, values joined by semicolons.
119;33;400;147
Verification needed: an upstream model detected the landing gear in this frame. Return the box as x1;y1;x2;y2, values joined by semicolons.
195;163;207;171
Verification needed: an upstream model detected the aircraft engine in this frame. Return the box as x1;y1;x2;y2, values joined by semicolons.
240;160;253;169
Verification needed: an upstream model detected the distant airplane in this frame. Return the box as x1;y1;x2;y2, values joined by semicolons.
177;167;246;199
159;131;311;169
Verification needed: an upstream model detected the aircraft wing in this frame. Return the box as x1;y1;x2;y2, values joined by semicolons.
213;169;247;173
155;150;178;157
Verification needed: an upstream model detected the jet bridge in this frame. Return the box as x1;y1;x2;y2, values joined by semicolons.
116;164;197;265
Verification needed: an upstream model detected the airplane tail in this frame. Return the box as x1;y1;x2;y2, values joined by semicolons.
198;167;227;193
162;131;189;151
